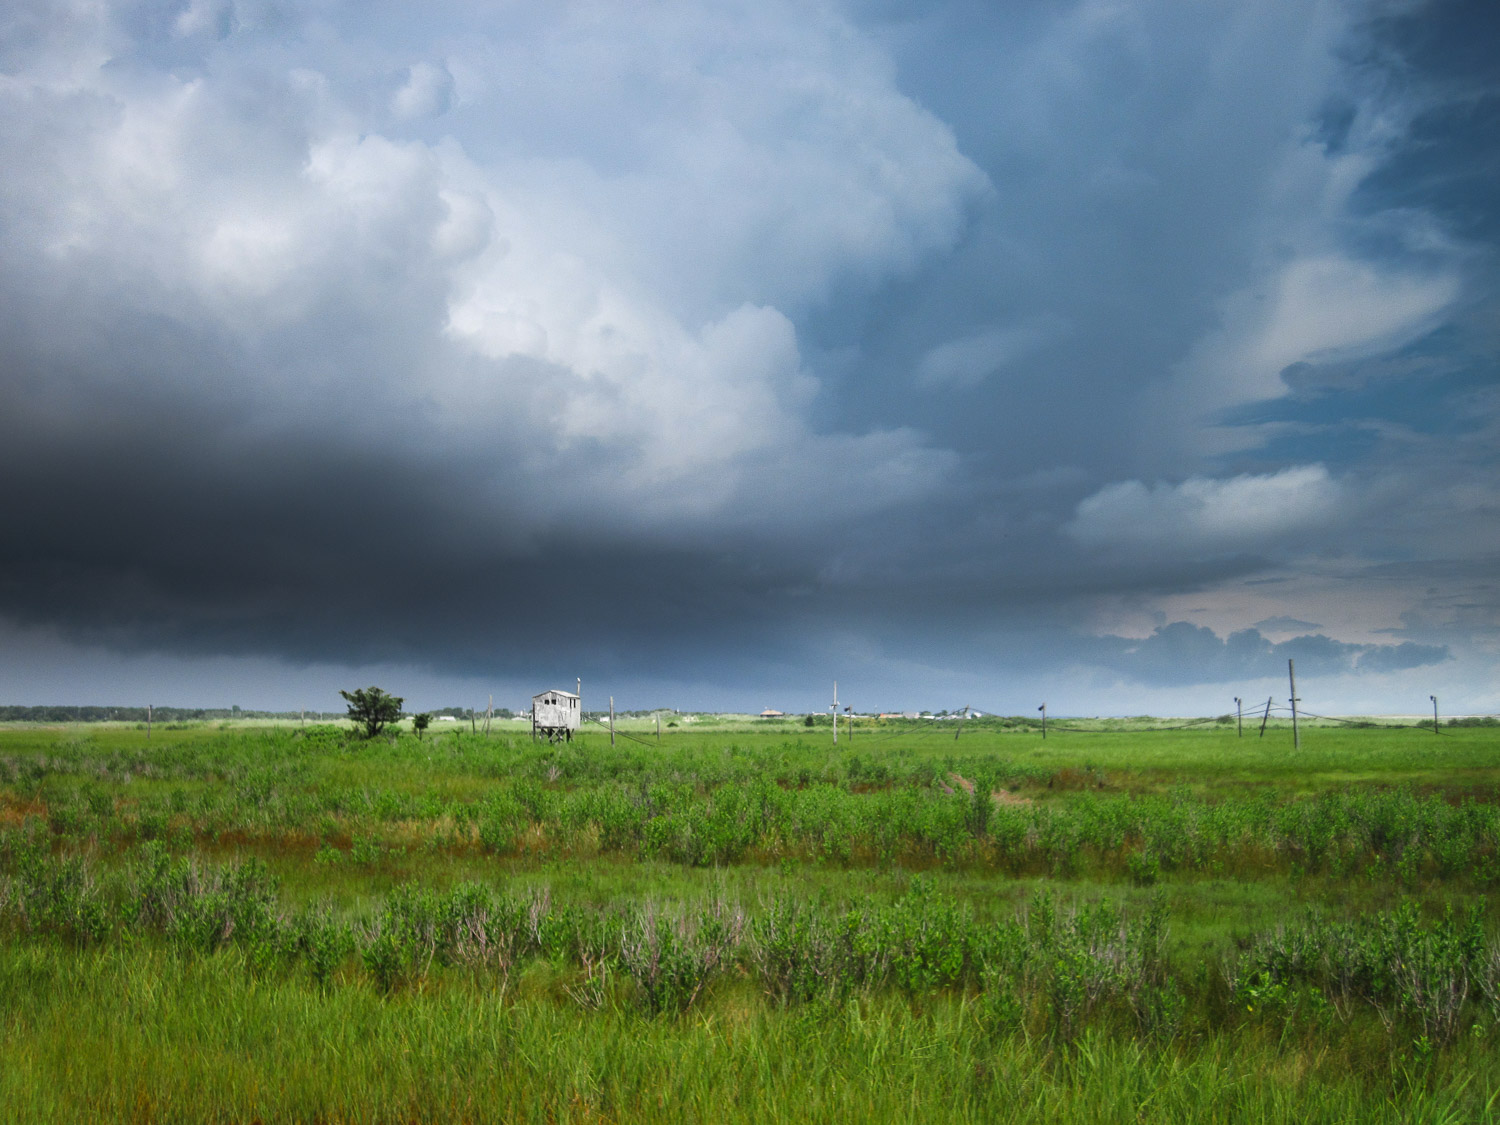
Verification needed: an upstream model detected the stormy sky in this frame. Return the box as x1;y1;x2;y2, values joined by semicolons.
1;0;1496;716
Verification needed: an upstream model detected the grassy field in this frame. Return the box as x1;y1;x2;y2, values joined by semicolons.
1;715;1498;1122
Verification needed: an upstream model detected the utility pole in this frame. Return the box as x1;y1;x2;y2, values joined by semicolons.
845;706;852;742
147;703;152;742
1259;696;1272;738
656;712;661;743
609;696;615;746
831;681;838;745
1039;703;1046;740
1235;697;1242;738
954;705;969;741
1430;695;1439;736
1288;660;1300;750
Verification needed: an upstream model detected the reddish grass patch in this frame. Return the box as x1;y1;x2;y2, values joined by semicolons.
0;795;46;825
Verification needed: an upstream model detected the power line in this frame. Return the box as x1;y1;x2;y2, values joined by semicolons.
1039;716;1225;734
584;715;658;748
583;707;1437;746
858;714;962;744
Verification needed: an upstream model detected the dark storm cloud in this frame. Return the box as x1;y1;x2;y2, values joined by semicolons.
1357;642;1455;675
0;0;1496;711
1255;616;1323;633
1088;622;1449;688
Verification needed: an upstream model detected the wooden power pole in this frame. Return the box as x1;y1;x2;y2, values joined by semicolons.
1288;660;1300;750
954;705;970;741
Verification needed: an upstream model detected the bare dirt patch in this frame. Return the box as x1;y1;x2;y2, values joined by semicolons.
948;772;1033;806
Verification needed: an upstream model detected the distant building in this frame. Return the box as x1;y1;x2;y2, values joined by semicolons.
760;709;785;718
532;689;580;743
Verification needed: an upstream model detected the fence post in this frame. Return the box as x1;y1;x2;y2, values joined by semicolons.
1235;697;1242;737
1259;696;1272;738
1430;695;1439;735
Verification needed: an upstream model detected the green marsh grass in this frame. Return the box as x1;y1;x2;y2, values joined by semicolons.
1;718;1498;1121
1;943;1495;1123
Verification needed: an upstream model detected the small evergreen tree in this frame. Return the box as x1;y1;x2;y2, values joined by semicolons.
339;686;403;739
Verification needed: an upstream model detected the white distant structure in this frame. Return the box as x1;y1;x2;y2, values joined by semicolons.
532;689;580;743
760;709;784;718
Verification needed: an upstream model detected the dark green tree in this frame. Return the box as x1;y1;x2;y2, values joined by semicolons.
412;712;432;740
339;686;403;739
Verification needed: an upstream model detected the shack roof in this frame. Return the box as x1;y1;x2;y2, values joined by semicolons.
533;689;579;701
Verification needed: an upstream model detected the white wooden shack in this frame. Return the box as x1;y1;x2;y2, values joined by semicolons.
531;689;580;743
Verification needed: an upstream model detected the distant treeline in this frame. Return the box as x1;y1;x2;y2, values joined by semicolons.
0;705;495;723
0;706;323;723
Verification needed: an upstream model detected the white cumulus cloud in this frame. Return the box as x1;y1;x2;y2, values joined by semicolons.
1065;465;1343;555
1181;254;1461;417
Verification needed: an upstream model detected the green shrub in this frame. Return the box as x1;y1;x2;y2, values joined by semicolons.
619;900;743;1015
